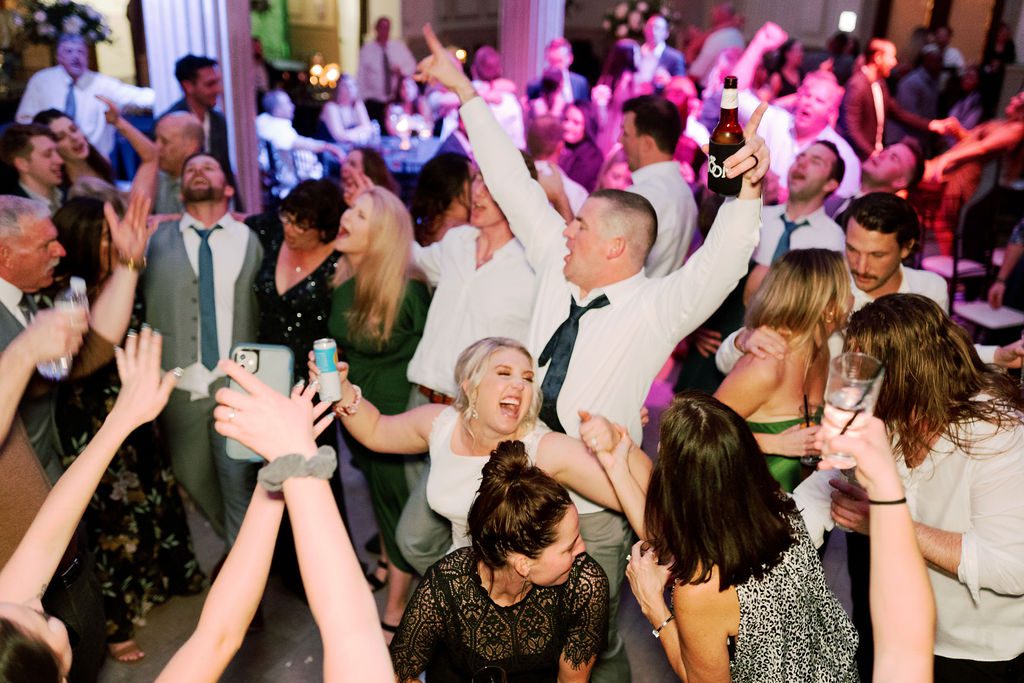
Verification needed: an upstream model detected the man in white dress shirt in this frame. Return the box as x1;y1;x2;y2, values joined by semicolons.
742;141;846;302
415;25;770;681
358;17;417;127
142;153;263;546
16;34;154;157
397;165;539;573
794;294;1024;681
620;95;698;275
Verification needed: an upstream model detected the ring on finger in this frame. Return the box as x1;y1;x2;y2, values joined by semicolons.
228;409;236;422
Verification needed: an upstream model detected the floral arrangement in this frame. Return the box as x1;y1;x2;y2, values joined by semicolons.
601;1;680;42
14;0;112;45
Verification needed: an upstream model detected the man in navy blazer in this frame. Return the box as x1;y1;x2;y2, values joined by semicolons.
160;55;242;208
526;38;590;104
636;15;686;93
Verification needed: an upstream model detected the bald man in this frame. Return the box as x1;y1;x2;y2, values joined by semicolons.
152;111;204;215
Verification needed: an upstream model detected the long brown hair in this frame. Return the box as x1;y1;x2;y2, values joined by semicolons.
332;187;416;347
646;392;797;590
845;294;1023;465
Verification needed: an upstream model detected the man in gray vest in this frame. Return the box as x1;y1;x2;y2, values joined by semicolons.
141;152;262;545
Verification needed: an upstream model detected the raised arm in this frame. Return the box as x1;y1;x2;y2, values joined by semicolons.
156;488;285;683
87;193;152;344
580;419;650;539
536;420;652;521
651;105;768;343
0;328;177;604
97;96;159;199
210;360;394;682
414;24;565;266
306;354;438;454
824;416;935;682
733;23;789;91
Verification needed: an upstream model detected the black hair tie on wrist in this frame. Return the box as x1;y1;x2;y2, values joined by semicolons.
868;497;907;505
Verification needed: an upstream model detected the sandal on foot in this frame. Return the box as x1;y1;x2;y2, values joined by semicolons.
366;559;388;592
108;640;145;663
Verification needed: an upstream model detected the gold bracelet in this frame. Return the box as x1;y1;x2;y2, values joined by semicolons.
118;256;147;272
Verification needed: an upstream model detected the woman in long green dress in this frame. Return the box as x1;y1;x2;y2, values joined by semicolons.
328;186;430;634
50;197;204;663
714;249;852;492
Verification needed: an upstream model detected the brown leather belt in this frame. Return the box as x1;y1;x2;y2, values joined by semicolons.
418;385;454;405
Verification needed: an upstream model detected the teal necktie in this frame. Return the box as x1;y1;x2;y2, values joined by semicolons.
771;216;809;264
192;226;220;370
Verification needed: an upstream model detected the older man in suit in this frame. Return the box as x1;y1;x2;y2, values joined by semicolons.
141;152;262;546
838;38;953;161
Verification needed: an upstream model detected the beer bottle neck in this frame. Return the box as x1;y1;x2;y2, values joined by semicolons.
720;87;738;113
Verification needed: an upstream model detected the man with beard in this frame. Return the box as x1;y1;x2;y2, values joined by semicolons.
161;55;241;208
141;152;263;546
742;140;846;302
824;138;924;223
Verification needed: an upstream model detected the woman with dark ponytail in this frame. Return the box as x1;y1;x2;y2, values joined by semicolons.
389;440;609;682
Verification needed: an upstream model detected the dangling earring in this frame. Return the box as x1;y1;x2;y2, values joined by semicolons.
469;400;479;421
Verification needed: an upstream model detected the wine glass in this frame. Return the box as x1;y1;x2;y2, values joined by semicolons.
820;352;884;468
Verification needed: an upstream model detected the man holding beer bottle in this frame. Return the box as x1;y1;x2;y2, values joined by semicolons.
415;22;770;682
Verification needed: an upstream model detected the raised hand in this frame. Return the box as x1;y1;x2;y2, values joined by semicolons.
214;359;335;461
703;102;770;199
109;327;179;429
625;540;673;623
815;410;906;509
106;192;153;264
415;24;475;103
96;94;121;125
753;22;788;51
737;325;788;360
578;410;618;454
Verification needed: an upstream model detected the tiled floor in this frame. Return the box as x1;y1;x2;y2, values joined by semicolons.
98;374;851;682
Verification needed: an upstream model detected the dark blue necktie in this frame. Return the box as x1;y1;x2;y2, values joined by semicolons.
537;294;610;433
771;216;809;264
192;226;220;370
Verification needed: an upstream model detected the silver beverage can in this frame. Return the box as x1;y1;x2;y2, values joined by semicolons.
313;338;343;402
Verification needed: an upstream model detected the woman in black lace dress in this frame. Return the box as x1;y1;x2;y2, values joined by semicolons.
390;440;608;682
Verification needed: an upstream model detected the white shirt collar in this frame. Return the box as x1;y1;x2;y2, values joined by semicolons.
0;274;27;325
629;160;679;184
178;210;233;233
